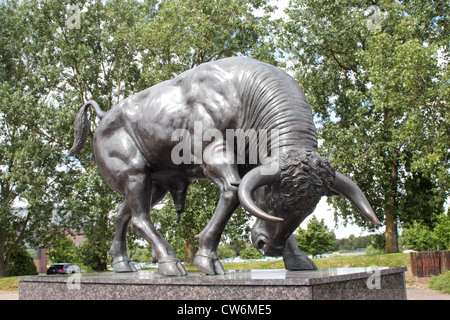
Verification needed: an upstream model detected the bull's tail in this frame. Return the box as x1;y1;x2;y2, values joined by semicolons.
68;100;105;156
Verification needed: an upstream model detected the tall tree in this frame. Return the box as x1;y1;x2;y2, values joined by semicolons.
283;0;449;252
0;0;74;276
0;0;157;274
1;0;279;274
136;0;280;87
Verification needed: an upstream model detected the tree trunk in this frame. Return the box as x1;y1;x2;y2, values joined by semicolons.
0;232;11;277
184;241;196;265
385;162;399;253
0;260;7;277
385;206;399;253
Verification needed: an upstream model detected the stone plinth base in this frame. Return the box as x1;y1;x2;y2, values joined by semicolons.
19;267;407;300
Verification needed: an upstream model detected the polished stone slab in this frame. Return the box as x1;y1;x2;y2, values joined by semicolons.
19;267;407;300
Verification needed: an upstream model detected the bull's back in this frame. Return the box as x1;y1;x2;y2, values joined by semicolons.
113;59;244;165
97;57;316;170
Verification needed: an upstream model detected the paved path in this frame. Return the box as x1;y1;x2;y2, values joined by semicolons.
0;291;19;300
407;288;450;300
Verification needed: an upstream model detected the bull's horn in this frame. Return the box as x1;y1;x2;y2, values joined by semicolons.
331;172;381;226
238;164;284;222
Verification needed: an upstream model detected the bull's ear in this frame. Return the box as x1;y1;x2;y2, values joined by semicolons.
330;172;381;226
238;164;284;222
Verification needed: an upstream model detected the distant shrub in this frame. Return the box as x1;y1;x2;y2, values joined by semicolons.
240;247;263;260
7;245;38;276
365;245;383;256
402;221;437;251
217;246;236;259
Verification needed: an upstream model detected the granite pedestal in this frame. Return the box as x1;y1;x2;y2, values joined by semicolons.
19;266;407;300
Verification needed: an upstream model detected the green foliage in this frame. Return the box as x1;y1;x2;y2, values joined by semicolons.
6;245;37;276
137;0;279;86
335;233;387;255
217;245;237;259
401;221;436;251
283;0;449;253
369;234;386;252
222;252;410;270
433;213;450;250
2;0;447;276
227;239;247;257
47;235;77;263
295;216;336;257
129;245;153;263
76;239;108;271
429;271;450;294
401;214;450;251
0;0;278;275
364;245;384;256
336;234;377;251
240;246;263;260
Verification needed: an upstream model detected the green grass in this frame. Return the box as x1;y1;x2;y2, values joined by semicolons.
0;276;20;291
429;271;450;294
222;259;285;271
313;253;410;269
173;252;410;272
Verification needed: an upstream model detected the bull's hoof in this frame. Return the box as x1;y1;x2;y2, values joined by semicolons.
283;253;317;271
158;259;187;276
193;254;225;275
113;260;137;273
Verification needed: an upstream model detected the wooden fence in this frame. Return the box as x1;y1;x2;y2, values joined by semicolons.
410;251;450;277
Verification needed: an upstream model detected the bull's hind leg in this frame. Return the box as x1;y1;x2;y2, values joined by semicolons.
95;128;185;276
109;202;135;272
127;174;187;276
109;185;168;273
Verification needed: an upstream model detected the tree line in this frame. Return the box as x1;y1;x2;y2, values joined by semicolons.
1;0;448;276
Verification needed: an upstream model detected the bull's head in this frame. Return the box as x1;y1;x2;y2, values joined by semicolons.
238;148;381;256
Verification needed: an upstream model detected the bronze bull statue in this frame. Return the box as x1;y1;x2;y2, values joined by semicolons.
69;57;380;276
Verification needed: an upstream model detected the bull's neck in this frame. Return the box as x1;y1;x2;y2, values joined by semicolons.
237;60;319;162
271;131;318;152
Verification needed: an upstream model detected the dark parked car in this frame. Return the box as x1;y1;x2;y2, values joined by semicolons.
47;263;83;275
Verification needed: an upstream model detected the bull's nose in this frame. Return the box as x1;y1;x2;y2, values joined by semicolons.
254;236;268;255
257;240;285;257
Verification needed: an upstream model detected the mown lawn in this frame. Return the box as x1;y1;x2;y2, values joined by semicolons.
313;253;410;269
180;252;410;272
220;253;410;271
0;276;20;291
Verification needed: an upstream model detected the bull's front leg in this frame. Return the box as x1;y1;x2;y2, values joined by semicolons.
194;186;239;275
283;235;317;270
194;141;241;275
